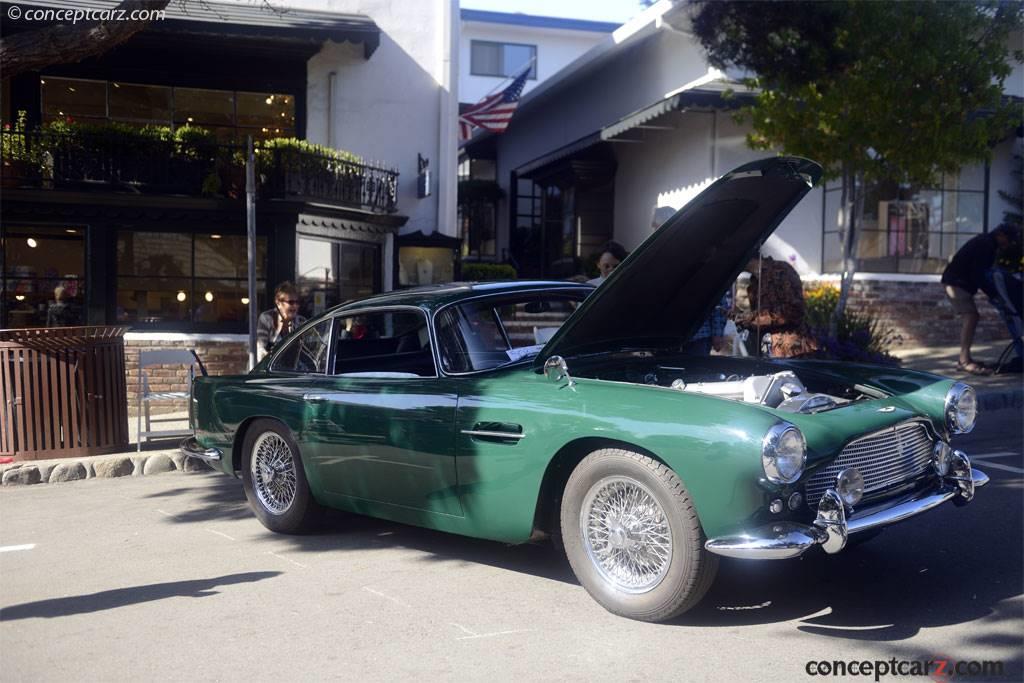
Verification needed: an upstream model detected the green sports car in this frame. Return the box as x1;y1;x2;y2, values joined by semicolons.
183;157;988;622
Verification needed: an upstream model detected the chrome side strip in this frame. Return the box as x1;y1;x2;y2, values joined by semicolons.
460;429;526;440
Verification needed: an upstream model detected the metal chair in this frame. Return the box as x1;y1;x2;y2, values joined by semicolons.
136;349;198;451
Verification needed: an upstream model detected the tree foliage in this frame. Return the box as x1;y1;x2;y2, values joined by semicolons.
690;0;1023;186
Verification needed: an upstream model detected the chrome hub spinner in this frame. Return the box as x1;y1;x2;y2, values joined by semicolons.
581;476;673;594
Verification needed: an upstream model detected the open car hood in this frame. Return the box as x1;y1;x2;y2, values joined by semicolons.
535;156;822;366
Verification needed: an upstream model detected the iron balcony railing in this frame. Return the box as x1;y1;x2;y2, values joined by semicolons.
0;128;399;213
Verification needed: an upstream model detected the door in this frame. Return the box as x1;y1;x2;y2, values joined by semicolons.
301;308;462;516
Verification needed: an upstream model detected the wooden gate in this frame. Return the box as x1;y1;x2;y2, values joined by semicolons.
0;326;129;460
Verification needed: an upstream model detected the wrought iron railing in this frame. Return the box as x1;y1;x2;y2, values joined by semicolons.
0;128;399;213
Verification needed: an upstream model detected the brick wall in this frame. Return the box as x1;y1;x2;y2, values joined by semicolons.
125;336;249;417
804;279;1009;349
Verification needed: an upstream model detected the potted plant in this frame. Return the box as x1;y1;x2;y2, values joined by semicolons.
1;110;34;187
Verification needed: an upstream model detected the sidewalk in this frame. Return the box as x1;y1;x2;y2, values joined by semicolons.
893;339;1022;411
2;345;1019;487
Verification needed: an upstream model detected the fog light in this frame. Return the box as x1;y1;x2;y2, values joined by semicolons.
769;499;784;514
933;441;952;476
788;492;803;510
835;468;864;508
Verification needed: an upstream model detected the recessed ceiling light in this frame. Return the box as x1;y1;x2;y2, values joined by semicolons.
241;297;250;305
176;291;187;302
204;291;214;302
26;238;38;248
210;234;221;239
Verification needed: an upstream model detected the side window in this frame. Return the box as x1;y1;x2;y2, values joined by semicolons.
272;319;331;374
333;310;435;378
436;293;586;373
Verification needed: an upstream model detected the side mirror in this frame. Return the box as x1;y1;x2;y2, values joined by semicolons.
544;355;574;388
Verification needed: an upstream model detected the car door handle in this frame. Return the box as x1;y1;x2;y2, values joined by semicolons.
461;422;525;442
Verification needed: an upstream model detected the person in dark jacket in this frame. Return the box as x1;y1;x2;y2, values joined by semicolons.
941;225;1016;375
256;281;307;362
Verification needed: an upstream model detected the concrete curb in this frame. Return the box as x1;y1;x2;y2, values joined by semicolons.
0;448;212;487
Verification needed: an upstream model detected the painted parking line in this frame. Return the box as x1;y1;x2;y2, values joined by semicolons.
0;544;36;553
972;460;1024;475
971;451;1021;459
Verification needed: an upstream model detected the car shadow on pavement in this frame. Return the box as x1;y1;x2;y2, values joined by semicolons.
0;572;282;621
145;468;1022;670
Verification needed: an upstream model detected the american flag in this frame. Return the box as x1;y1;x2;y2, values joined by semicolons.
459;67;531;141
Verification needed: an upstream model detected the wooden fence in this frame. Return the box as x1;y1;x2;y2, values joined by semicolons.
0;326;128;460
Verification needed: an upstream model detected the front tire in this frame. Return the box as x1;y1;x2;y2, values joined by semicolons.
560;448;718;622
241;419;320;534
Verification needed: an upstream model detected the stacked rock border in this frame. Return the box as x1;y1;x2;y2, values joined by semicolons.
1;450;212;487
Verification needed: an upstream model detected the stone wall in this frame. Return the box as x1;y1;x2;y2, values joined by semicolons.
125;335;249;417
805;278;1009;349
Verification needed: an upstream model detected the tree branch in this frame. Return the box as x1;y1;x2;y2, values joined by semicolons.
0;0;172;78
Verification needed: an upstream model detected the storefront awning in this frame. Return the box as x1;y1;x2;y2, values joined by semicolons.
601;84;756;141
515;132;603;178
1;0;382;58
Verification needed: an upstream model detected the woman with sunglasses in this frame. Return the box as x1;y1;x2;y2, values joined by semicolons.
256;281;307;362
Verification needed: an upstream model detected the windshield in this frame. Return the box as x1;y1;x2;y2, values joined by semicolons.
435;291;588;373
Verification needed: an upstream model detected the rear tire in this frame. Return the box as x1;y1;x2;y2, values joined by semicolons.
241;419;321;534
560;448;718;622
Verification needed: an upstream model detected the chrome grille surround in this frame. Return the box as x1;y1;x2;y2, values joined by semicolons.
805;420;935;508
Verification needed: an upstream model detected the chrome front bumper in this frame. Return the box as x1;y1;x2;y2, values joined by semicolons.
180;436;223;464
705;451;989;560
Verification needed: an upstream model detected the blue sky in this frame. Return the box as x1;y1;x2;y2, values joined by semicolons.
460;0;646;24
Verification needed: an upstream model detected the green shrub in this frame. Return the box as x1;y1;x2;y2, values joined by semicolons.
804;283;902;365
461;262;517;281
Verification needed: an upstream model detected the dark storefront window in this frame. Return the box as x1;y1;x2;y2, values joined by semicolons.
41;77;295;141
296;236;381;318
1;225;86;328
116;231;267;329
510;172;543;277
822;165;987;274
458;158;498;259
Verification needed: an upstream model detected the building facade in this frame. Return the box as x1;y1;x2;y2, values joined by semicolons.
1;0;458;409
461;0;1023;347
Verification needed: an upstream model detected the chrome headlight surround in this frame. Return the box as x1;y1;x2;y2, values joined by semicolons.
762;422;807;485
944;382;977;435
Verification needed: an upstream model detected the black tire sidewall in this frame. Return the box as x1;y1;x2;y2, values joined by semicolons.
561;449;710;621
241;419;315;534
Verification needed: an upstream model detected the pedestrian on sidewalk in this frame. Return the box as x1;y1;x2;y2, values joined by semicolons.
256;281;307;362
940;224;1018;376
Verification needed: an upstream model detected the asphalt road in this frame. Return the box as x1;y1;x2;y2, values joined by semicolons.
2;412;1021;682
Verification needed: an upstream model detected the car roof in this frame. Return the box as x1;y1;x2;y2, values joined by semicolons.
328;280;593;314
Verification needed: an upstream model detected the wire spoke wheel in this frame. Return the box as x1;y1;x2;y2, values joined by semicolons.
580;476;673;594
251;431;298;515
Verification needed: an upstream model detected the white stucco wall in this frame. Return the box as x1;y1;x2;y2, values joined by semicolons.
245;0;459;241
459;21;609;104
612;111;824;274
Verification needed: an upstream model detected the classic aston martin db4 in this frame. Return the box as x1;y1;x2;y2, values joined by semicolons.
183;157;988;622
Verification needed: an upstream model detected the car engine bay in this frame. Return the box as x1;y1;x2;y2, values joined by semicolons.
572;354;883;413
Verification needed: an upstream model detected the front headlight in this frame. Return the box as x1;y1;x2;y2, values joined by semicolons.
762;422;806;484
944;382;977;435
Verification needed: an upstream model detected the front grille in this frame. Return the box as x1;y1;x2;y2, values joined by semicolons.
805;421;935;508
